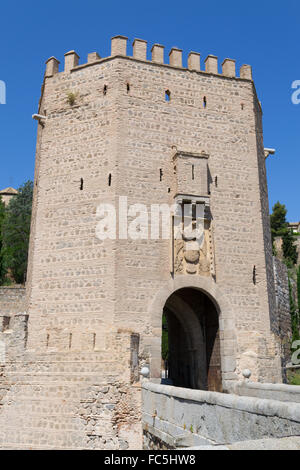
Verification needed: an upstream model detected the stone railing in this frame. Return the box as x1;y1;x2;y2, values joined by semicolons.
142;381;300;449
225;380;300;403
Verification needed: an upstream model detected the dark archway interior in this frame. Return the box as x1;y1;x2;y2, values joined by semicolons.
162;288;222;392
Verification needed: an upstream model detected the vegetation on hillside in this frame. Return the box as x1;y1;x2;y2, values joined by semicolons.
270;201;298;267
287;369;300;386
270;202;300;362
0;181;33;285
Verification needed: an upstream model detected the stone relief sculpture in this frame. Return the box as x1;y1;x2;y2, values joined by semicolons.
173;200;215;277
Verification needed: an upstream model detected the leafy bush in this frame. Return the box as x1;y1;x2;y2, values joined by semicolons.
1;181;33;284
287;370;300;386
270;201;298;266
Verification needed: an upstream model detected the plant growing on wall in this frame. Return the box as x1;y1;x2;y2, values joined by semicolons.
66;91;78;106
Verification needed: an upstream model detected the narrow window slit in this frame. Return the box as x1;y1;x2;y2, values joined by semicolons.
203;96;207;108
108;173;112;186
103;85;107;95
192;164;195;180
253;266;256;285
69;333;72;349
160;169;163;181
165;90;171;102
127;83;130;93
80;178;84;190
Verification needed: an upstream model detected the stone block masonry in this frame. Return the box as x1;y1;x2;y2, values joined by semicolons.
0;287;26;316
142;381;300;449
0;287;27;360
0;35;291;449
273;257;292;378
226;380;300;403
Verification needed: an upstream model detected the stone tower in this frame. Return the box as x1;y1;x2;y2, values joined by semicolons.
0;36;286;449
0;187;18;206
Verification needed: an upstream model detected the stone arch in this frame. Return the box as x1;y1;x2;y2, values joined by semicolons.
165;290;222;390
147;275;237;386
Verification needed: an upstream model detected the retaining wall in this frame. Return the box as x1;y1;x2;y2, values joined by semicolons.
226;380;300;404
142;381;300;449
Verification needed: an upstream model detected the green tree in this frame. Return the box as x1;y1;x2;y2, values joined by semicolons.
282;230;298;267
0;196;6;284
1;181;33;284
270;201;298;266
270;202;288;241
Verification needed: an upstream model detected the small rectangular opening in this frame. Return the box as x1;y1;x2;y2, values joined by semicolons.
3;316;10;332
130;333;140;383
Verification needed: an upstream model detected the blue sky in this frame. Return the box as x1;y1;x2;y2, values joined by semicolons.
0;0;299;220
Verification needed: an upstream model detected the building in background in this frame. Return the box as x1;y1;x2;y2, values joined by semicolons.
0;187;18;206
289;222;300;234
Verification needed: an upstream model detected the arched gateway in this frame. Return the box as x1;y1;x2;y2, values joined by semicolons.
148;275;237;391
163;288;221;391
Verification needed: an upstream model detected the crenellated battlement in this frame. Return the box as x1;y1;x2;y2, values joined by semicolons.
44;35;253;81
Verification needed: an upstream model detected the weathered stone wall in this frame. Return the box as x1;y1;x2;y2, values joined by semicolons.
0;330;142;449
273;257;292;376
0;287;26;316
25;38;281;385
273;258;291;336
0;36;284;449
142;381;300;449
274;236;300;267
227;380;300;403
0;287;27;418
0;287;27;361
